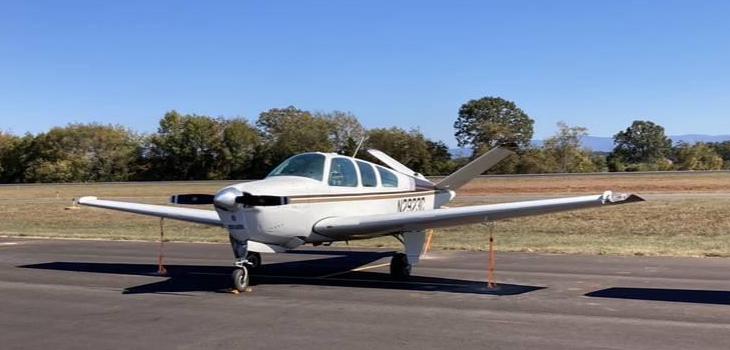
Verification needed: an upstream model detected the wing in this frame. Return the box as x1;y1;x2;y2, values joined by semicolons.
78;196;222;226
77;197;291;254
313;192;644;239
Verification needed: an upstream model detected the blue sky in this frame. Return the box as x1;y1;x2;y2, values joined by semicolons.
1;0;729;146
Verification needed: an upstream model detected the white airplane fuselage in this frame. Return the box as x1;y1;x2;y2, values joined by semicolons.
214;153;454;249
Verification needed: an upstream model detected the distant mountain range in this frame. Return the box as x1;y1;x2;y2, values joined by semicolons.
449;134;730;157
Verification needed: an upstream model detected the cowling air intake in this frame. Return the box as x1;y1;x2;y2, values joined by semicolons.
235;193;289;207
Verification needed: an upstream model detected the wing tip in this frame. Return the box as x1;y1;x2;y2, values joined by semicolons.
625;194;645;203
78;196;98;204
604;191;645;204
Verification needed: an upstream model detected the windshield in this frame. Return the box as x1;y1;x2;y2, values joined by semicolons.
267;153;326;181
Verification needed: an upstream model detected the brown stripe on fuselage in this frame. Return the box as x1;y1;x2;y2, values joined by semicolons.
288;189;446;204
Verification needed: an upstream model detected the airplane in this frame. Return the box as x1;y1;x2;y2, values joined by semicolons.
78;147;644;292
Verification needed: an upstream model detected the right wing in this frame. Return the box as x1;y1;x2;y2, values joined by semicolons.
314;192;644;239
78;196;222;226
77;196;291;253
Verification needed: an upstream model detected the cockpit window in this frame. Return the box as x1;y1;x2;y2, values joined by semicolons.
377;166;399;187
267;153;325;181
356;161;377;187
328;158;358;187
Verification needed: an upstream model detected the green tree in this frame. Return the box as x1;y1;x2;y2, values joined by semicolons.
222;119;261;179
515;148;558;174
315;111;365;155
454;96;535;156
364;128;432;175
0;134;34;183
145;111;225;180
0;132;21;182
590;153;608;172
707;141;730;168
256;106;335;170
542;122;597;173
610;120;672;171
673;142;724;170
143;111;260;180
24;124;141;182
426;140;456;175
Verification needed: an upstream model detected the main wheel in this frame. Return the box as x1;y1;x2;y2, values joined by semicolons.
390;253;411;280
246;252;262;269
232;266;250;292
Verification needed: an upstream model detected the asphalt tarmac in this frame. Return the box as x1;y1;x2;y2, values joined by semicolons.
1;237;730;350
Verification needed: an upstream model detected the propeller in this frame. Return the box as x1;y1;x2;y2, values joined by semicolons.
170;194;215;205
171;189;288;211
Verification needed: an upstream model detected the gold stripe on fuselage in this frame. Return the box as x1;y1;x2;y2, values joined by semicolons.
287;189;445;204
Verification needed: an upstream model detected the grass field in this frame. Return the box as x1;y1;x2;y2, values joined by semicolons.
1;172;729;257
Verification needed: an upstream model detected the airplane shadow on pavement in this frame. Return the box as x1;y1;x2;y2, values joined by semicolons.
586;287;730;305
20;250;543;296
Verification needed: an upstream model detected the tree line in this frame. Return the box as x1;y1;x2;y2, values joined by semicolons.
1;97;728;183
0;107;452;182
454;97;729;173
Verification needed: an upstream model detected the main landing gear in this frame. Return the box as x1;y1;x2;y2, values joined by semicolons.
246;252;262;269
389;231;424;281
231;252;261;292
390;253;411;280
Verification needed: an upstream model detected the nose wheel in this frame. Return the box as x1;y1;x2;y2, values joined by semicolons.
231;253;260;292
232;266;250;292
390;253;411;280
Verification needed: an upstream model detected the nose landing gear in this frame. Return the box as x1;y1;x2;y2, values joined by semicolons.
232;265;250;292
231;252;261;292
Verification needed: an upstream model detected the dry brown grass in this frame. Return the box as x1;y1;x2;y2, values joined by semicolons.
458;172;730;194
0;182;232;242
1;173;729;257
350;196;730;257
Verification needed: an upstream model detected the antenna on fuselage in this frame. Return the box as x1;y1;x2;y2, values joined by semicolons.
351;136;367;158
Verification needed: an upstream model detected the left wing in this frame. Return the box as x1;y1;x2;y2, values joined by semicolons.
78;196;222;226
313;192;644;239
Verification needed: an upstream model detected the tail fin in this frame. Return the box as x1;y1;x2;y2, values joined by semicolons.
435;147;513;190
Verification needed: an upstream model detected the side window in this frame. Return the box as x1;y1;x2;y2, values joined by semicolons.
377;167;398;188
328;158;358;187
356;161;377;187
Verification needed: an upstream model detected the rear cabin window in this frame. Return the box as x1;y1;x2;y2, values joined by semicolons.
328;158;358;187
377;167;399;188
356;161;377;187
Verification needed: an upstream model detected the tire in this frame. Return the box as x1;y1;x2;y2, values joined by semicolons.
246;252;262;269
390;253;411;280
232;267;249;292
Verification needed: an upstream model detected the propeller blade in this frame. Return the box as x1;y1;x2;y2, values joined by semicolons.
170;194;215;205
